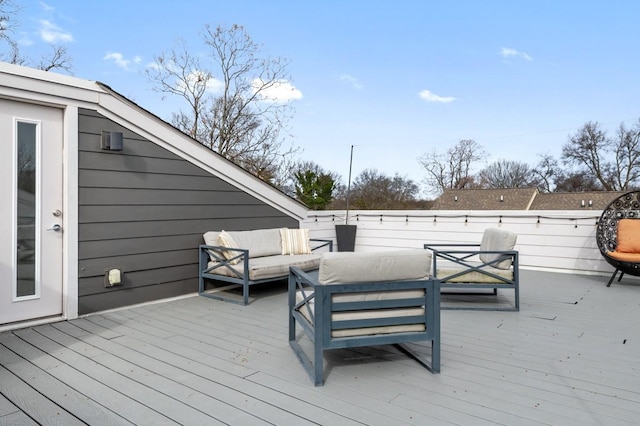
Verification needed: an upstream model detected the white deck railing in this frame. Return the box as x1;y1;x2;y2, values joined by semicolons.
303;209;611;276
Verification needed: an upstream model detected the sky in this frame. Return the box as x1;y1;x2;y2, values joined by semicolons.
12;0;640;195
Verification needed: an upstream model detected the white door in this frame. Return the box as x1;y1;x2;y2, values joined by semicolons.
0;99;64;326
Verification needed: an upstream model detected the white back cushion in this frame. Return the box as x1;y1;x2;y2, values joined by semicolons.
478;228;517;269
226;228;283;258
318;250;432;284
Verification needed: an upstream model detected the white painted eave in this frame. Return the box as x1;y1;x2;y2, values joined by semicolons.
0;62;308;221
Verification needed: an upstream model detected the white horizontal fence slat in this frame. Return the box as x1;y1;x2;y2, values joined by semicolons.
303;210;611;276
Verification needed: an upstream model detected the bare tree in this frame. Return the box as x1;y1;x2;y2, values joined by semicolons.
478;159;535;188
0;0;18;62
146;24;299;186
36;44;72;72
611;120;640;190
419;139;487;195
562;120;640;191
531;153;561;192
0;0;72;72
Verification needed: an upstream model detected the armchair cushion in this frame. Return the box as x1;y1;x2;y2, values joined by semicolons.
295;291;426;337
436;264;514;283
318;249;431;284
478;228;518;269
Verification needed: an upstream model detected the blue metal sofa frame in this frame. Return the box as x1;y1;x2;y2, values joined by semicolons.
199;239;333;305
288;266;441;386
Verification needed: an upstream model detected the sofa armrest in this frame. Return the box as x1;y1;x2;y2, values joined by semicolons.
199;244;249;279
310;238;333;252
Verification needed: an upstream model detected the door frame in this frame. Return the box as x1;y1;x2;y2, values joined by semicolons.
0;99;79;331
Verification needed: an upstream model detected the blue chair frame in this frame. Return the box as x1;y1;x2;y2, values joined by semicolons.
288;266;441;386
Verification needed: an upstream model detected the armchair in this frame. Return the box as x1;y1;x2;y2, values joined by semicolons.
289;250;441;386
425;228;519;311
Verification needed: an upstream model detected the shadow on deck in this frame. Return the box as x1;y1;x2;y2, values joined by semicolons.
1;270;639;425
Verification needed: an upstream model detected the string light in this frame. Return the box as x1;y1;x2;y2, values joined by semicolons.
308;212;602;226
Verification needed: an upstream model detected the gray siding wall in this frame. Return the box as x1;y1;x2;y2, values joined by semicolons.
78;109;297;314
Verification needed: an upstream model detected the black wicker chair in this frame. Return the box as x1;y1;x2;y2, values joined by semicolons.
596;191;640;286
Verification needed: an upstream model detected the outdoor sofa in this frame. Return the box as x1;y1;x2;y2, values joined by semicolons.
289;249;441;386
199;227;333;305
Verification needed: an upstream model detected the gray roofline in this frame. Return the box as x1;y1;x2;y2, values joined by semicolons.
0;62;308;220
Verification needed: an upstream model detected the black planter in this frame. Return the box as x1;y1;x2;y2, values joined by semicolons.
335;224;357;252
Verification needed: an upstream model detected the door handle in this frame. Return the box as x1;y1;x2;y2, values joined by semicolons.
47;224;62;232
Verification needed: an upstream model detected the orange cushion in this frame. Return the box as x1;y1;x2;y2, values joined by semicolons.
606;251;640;262
616;219;640;253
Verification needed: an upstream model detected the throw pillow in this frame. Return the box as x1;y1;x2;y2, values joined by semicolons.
218;230;242;264
280;228;311;255
616;219;640;253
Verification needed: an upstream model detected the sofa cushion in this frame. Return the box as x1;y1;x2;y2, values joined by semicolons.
280;228;311;255
203;231;224;260
478;228;517;270
317;249;431;284
218;230;242;264
208;254;321;281
225;228;283;258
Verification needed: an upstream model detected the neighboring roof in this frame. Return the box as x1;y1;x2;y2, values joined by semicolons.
0;62;308;220
529;191;627;210
432;188;629;210
431;188;538;210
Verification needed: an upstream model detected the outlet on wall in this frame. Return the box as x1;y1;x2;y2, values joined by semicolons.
104;268;123;287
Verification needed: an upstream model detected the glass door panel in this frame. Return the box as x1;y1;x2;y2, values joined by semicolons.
16;121;38;298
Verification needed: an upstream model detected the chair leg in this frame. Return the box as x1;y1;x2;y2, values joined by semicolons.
607;269;619;287
618;272;625;282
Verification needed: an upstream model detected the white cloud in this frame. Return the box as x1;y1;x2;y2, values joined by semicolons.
39;2;56;13
339;74;364;90
104;52;132;70
500;47;532;61
38;19;73;43
104;52;145;71
419;89;455;103
252;79;303;102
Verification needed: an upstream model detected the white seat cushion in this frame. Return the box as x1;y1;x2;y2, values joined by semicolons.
295;292;426;337
436;262;514;284
208;254;321;281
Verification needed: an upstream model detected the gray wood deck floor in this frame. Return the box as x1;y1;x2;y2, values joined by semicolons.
1;270;639;425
